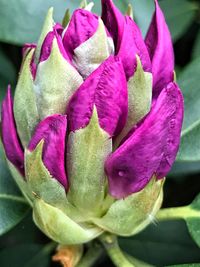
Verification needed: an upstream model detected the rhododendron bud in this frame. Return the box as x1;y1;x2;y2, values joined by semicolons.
1;0;184;245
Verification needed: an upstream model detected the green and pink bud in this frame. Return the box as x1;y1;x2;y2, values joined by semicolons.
1;0;183;245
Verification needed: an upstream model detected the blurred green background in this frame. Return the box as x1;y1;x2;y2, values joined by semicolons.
1;0;200;266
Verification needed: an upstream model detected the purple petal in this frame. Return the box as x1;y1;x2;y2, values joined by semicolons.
22;43;36;57
117;16;152;79
63;9;98;61
1;86;24;176
101;0;124;51
105;82;184;198
39;29;70;63
28;114;68;188
54;23;63;35
101;0;151;79
145;0;174;97
67;56;128;136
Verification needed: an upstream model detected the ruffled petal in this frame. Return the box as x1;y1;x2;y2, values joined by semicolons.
105;82;184;198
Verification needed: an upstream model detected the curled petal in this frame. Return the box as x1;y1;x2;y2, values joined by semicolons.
63;9;98;60
28;115;68;188
67;56;128;136
1;87;24;176
145;0;174;96
105;82;184;198
101;0;151;79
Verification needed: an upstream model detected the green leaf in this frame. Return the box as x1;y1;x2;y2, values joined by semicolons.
192;30;200;60
0;212;43;247
176;58;200;161
167;264;200;267
130;0;154;37
119;220;200;266
186;193;200;248
0;143;29;235
0;48;16;102
0;243;55;267
159;0;198;41
113;0;197;41
0;0;82;45
169;161;200;177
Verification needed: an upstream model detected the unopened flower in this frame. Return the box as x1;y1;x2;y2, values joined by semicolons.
1;0;184;245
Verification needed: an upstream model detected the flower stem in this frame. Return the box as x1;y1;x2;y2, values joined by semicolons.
76;243;104;267
156;205;200;221
99;233;135;267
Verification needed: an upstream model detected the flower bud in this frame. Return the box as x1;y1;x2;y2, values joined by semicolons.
1;0;184;245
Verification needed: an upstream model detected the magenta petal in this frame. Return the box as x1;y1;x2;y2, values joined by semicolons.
1;86;24;176
101;0;124;51
28;115;68;188
62;9;98;61
22;43;36;57
105;82;184;198
101;0;151;79
54;23;64;35
117;16;152;79
67;56;128;136
145;0;174;96
39;30;70;63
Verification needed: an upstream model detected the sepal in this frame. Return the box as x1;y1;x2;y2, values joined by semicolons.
34;33;83;119
115;56;152;147
67;107;112;216
93;178;163;236
7;160;33;206
35;8;54;63
14;49;39;147
33;197;103;245
25;141;87;222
